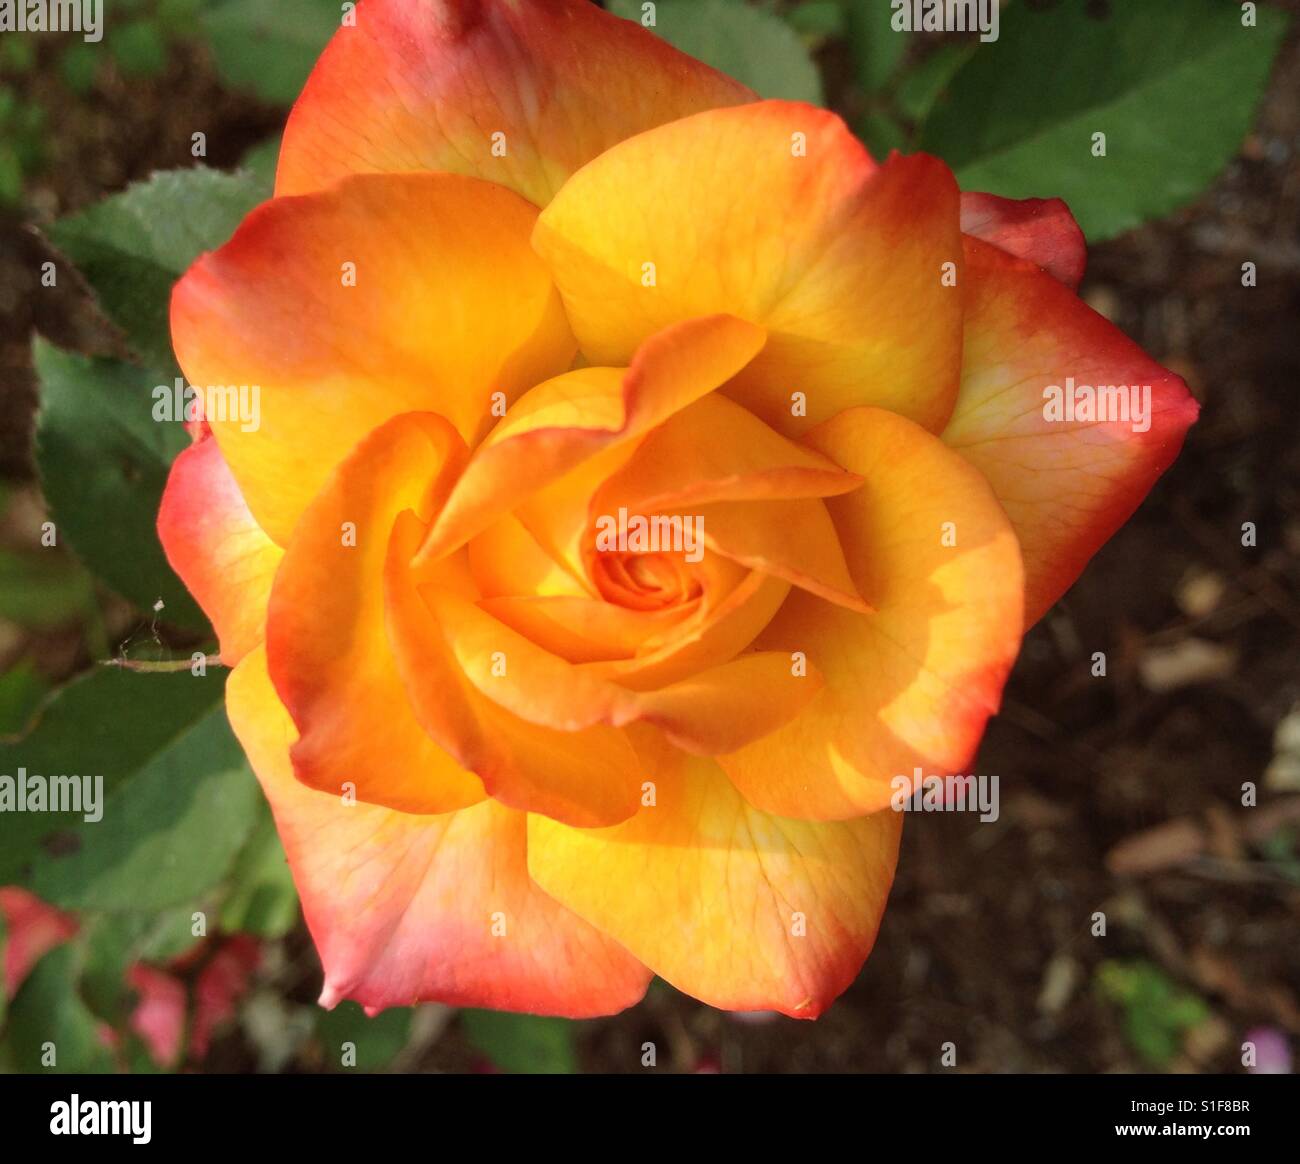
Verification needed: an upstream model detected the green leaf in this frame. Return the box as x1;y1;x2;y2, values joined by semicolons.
135;906;207;963
29;700;261;912
33;339;206;627
0;547;94;630
0;31;37;73
46;167;266;371
317;1002;412;1072
59;40;101;95
77;908;203;1025
110;19;169;78
784;1;844;41
843;0;907;94
5;945;116;1073
608;0;823;104
0;147;21;205
0;665;225;880
157;0;203;36
894;41;977;125
79;914;145;1024
239;136;282;199
219;809;299;939
0;661;51;737
856;110;908;158
918;0;1289;241
461;1010;579;1074
200;0;342;105
1096;959;1210;1068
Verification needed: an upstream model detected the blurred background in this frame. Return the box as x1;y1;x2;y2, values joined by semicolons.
0;0;1297;1073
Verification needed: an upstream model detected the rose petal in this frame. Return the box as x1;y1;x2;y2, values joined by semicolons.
416;314;767;563
960;192;1087;289
172;172;575;545
266;412;486;814
386;511;644;828
426;588;820;755
718;407;1024;821
528;731;902;1018
479;593;697;664
468;514;591;602
226;646;651;1017
157;434;282;665
276;0;754;205
533;101;964;434
580;571;791;690
695;497;872;614
593;393;863;511
943;238;1198;624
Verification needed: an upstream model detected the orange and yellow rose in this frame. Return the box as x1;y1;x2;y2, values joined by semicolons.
158;0;1197;1017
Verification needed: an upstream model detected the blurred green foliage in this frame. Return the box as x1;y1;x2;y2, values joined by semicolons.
0;666;229;882
918;0;1290;240
0;547;94;632
0;85;45;204
199;0;342;104
1095;960;1211;1068
0;660;51;737
609;0;824;103
317;1003;414;1072
462;1009;580;1074
218;813;299;939
35;342;207;630
47;168;267;370
6;944;119;1072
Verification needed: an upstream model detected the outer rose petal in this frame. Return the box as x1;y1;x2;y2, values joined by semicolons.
943;239;1199;625
157;434;282;665
0;887;76;998
533;101;964;434
266;413;485;815
171;172;575;545
276;0;754;205
960;192;1087;289
718;408;1024;821
528;731;902;1019
226;646;652;1017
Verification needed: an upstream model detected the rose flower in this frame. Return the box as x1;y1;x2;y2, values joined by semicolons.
159;0;1196;1017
